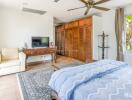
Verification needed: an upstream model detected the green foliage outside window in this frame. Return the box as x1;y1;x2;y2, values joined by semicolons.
126;16;132;50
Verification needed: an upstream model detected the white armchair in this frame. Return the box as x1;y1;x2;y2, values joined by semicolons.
0;48;26;76
19;52;26;71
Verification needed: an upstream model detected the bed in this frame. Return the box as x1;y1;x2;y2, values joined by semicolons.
49;60;132;100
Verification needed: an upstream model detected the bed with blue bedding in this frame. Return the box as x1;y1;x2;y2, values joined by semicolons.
49;60;132;100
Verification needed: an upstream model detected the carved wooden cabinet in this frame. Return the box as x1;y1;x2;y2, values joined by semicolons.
55;16;102;63
55;25;65;55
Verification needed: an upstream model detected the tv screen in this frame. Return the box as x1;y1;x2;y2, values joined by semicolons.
32;37;49;48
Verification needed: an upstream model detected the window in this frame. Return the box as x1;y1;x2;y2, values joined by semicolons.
126;16;132;50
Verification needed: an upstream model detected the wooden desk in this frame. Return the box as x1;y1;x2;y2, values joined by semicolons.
23;48;57;63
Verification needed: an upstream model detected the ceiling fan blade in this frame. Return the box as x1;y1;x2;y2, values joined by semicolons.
80;0;88;4
54;0;60;2
84;7;90;15
93;6;110;11
67;6;86;11
94;0;110;5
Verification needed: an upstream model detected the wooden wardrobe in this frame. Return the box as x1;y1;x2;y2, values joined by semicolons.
55;16;102;63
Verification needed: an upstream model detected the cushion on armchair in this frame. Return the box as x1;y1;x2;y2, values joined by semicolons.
0;60;20;68
1;48;19;61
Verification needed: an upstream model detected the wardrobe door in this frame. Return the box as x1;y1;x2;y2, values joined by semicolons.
69;29;73;57
85;26;92;63
78;27;85;61
60;31;65;55
58;31;61;55
65;30;69;56
55;28;60;54
55;29;58;47
73;28;79;59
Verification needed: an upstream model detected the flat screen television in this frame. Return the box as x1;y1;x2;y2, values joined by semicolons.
32;37;49;48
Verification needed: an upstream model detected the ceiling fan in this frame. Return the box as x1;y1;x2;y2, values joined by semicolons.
54;0;60;2
67;0;111;15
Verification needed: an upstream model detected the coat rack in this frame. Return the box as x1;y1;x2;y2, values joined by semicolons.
98;32;109;59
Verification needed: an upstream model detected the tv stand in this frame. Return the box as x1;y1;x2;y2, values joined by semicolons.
23;47;57;65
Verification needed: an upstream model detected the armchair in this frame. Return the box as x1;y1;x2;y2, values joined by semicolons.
0;48;26;76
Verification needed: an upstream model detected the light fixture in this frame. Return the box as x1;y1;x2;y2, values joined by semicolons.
22;7;47;15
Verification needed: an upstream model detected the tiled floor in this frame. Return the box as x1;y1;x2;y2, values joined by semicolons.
0;74;21;100
0;56;83;100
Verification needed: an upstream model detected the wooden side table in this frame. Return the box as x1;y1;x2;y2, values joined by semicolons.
23;48;57;69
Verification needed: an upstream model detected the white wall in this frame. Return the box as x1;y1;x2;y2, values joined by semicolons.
101;5;132;65
0;7;54;48
125;5;132;15
93;15;103;60
102;10;117;60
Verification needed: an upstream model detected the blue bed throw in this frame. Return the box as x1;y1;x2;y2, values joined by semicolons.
49;60;128;100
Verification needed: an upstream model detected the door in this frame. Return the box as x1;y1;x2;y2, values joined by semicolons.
85;26;92;63
60;31;65;55
78;27;85;61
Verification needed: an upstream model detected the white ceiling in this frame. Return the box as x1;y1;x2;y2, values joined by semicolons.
0;0;132;23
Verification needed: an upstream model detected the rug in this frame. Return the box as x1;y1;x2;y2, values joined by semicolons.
17;67;54;100
17;61;84;100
